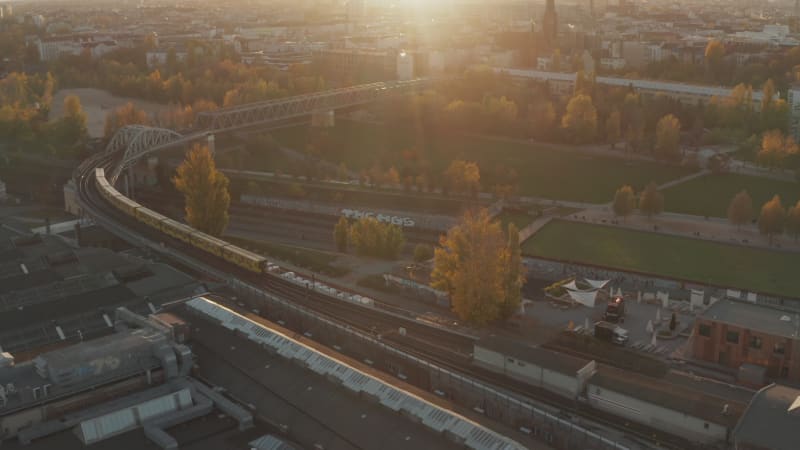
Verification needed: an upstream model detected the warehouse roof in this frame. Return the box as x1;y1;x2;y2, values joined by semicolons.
733;383;800;450
476;336;592;375
590;365;747;427
38;328;164;376
701;299;800;340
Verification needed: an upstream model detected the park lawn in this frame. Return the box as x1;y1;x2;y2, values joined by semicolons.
272;121;695;204
663;173;800;218
522;220;800;298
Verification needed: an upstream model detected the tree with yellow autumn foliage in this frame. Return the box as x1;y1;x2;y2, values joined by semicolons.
431;209;525;325
172;144;230;237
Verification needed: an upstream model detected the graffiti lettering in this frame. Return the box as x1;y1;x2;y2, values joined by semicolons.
341;209;415;227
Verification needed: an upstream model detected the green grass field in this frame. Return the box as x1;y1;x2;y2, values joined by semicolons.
663;173;800;218
271;122;695;204
522;220;800;298
495;210;536;231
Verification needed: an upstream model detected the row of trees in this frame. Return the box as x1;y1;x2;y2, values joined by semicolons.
376;67;790;164
727;191;800;243
333;216;405;259
611;181;800;243
0;71;89;156
50;49;325;111
612;182;665;219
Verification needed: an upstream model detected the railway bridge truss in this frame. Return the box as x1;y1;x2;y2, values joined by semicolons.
105;78;438;181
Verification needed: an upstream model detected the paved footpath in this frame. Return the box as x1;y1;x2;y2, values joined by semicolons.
566;207;800;253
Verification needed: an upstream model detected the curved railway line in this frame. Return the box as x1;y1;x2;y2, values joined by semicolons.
73;149;705;450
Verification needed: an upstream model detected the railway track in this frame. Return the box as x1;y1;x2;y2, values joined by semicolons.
133;189;444;243
78;159;476;354
77;157;704;450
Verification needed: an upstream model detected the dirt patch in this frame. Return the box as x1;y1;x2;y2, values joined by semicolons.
51;88;169;138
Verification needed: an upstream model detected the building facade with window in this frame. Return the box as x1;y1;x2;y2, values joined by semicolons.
692;299;800;383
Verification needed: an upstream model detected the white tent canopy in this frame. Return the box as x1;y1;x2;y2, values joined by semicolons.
568;290;599;308
586;279;610;290
559;278;612;308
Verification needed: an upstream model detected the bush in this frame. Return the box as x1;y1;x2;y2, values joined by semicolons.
413;244;434;262
356;273;401;294
544;277;575;297
348;217;405;259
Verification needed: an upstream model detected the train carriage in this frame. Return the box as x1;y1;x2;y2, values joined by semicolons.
160;218;195;244
112;192;141;217
135;207;169;229
221;244;267;273
189;231;228;257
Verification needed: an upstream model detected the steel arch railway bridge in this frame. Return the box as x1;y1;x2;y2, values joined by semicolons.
103;78;437;182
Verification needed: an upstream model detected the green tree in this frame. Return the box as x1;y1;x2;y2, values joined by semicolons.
655;114;681;161
727;190;754;229
431;209;523;325
334;216;349;252
413;243;434;262
605;110;621;149
348;217;405;259
382;224;406;259
561;93;597;143
758;195;786;244
638;182;664;218
172;144;231;237
787;200;800;241
613;185;636;220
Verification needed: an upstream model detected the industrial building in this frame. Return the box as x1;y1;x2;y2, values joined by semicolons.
0;307;254;447
732;383;800;450
691;299;800;384
313;48;415;82
0;221;204;356
182;296;529;450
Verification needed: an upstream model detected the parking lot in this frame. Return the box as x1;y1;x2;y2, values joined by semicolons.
521;288;695;359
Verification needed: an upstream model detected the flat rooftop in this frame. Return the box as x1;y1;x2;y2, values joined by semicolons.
476;335;592;375
1;408;282;450
701;299;800;340
185;312;468;450
591;365;749;427
733;383;800;450
0;219;203;353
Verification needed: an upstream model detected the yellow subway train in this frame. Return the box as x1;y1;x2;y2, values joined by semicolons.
95;168;267;274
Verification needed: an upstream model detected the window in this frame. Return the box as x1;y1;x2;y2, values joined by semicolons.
749;336;762;349
726;331;739;344
698;324;711;337
775;343;786;355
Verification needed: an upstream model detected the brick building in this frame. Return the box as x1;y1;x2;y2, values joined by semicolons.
692;299;800;383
